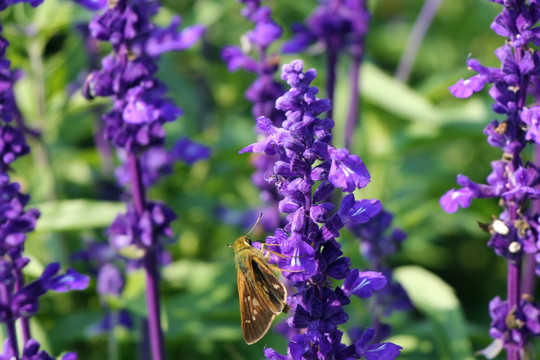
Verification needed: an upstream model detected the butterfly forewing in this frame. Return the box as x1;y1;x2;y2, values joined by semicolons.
249;257;287;313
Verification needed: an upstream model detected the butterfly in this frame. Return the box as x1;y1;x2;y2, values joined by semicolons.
229;217;289;344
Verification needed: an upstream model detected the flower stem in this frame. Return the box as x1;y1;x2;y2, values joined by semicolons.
326;38;339;120
140;319;150;360
108;310;119;360
394;0;442;82
507;260;521;360
14;267;31;344
345;49;363;150
128;153;166;360
0;283;18;359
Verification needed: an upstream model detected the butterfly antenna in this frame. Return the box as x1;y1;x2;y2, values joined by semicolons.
246;213;263;236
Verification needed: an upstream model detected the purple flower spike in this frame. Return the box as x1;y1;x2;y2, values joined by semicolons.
83;2;206;359
239;60;397;358
84;2;203;153
0;2;87;358
442;0;540;357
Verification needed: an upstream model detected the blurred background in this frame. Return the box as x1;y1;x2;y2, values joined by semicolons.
0;0;521;359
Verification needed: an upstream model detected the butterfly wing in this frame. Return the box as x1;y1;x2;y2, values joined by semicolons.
249;255;287;313
236;249;289;345
238;267;279;344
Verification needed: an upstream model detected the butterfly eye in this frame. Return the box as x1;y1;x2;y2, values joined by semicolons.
244;237;252;246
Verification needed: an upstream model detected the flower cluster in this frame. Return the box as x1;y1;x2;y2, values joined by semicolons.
282;0;370;122
241;60;401;359
440;0;540;357
0;4;90;358
282;0;369;56
83;0;204;154
82;1;207;359
82;0;208;268
222;0;286;231
222;0;285;123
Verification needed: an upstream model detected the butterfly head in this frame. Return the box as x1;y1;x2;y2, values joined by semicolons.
231;235;253;254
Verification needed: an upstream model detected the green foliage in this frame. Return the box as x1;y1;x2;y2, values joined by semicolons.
394;266;474;360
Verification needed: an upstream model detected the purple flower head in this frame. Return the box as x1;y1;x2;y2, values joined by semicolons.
0;173;39;264
440;157;538;213
19;338;77;360
221;46;259;73
521;106;540;144
338;193;381;225
282;0;370;56
246;6;282;49
221;1;285;124
488;295;540;355
84;1;203;154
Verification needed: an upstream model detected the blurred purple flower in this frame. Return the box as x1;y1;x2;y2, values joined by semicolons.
0;0;42;11
222;0;287;233
108;202;176;252
114;139;210;187
83;1;204;153
171;137;211;165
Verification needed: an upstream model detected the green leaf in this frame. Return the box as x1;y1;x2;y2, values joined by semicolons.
394;266;474;360
360;62;488;126
34;200;125;232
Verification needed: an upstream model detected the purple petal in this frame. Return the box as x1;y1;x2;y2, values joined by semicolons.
342;269;387;298
440;188;474;213
449;75;486;98
46;268;90;292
